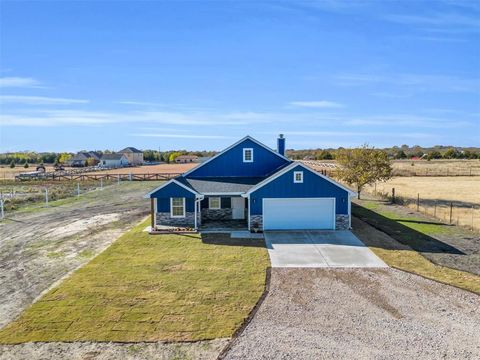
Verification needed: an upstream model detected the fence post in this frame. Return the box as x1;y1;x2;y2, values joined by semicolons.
434;200;437;218
0;199;4;220
45;187;49;207
392;187;395;204
417;193;420;212
449;202;453;224
100;178;103;190
129;172;132;181
472;205;475;230
77;182;80;197
118;174;120;185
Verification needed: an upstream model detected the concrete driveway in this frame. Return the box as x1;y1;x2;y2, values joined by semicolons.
264;230;387;268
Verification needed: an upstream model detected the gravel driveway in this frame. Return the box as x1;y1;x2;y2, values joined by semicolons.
224;268;480;359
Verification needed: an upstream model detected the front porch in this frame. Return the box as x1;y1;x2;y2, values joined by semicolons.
200;219;248;232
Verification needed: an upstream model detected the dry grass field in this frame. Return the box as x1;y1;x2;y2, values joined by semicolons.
365;176;480;229
391;159;480;176
0;165;56;180
95;163;197;175
0;163;197;180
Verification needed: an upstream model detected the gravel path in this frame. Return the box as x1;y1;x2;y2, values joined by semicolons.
224;268;480;360
0;339;228;360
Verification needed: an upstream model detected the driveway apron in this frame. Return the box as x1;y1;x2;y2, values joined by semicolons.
264;230;387;268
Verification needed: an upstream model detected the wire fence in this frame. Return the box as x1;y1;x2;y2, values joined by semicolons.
392;168;480;177
0;178;120;218
370;187;480;231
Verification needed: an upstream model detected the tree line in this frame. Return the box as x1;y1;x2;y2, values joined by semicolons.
2;145;479;167
287;146;480;161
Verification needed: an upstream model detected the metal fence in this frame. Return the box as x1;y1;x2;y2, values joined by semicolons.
371;187;480;231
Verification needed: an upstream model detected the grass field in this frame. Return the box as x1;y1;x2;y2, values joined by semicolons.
0;220;269;344
0;163;197;180
391;159;480;176
352;200;480;294
364;176;480;229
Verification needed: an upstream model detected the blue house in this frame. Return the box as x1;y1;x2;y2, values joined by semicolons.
145;135;356;231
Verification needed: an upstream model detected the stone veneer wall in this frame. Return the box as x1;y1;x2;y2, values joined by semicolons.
156;212;195;227
250;215;263;231
335;214;350;230
249;214;349;231
201;208;233;221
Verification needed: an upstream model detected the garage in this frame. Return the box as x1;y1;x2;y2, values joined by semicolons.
263;198;336;230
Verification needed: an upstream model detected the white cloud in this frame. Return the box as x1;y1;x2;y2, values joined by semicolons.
0;95;89;105
290;100;344;108
0;77;42;88
0;109;276;127
280;130;434;138
132;133;234;139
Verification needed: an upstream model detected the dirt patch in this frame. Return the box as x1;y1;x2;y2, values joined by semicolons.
0;181;162;329
0;339;229;360
225;268;480;359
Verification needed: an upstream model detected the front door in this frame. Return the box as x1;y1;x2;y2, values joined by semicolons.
231;197;245;219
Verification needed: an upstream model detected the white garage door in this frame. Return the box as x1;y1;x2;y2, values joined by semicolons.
263;198;335;230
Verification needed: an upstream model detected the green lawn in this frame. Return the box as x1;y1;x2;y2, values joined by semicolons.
0;220;270;344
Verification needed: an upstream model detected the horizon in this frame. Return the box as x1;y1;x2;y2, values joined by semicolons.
1;1;479;152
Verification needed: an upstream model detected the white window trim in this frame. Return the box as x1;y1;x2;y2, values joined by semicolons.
208;197;221;210
243;148;253;163
294;171;303;183
170;197;186;218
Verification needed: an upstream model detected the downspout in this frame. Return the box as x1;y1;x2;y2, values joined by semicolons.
348;195;352;229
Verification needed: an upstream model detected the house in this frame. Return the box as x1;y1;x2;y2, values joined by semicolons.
118;147;144;165
70;151;101;167
99;153;129;168
175;155;199;163
145;135;356;231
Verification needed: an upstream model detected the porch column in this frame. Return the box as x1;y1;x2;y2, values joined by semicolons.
194;198;197;230
150;198;155;230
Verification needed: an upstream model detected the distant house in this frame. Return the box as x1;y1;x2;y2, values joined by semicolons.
175;155;199;163
303;155;315;160
70;152;101;167
118;147;144;166
100;153;128;168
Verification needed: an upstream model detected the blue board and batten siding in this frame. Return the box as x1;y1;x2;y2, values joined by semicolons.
149;182;196;212
187;138;290;178
249;165;349;215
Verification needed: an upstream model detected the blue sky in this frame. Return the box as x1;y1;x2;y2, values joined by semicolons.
0;0;479;152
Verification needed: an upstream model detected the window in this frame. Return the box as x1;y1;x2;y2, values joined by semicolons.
170;197;185;217
209;197;221;209
243;148;253;162
294;171;303;183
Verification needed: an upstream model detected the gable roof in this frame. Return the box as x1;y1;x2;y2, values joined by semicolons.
119;147;143;154
144;178;201;198
182;135;291;177
245;161;357;196
101;153;127;160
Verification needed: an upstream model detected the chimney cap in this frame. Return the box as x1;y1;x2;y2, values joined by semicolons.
279;134;284;138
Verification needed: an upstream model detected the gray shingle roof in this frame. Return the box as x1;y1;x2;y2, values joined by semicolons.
119;147;143;153
176;177;265;194
101;153;126;160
